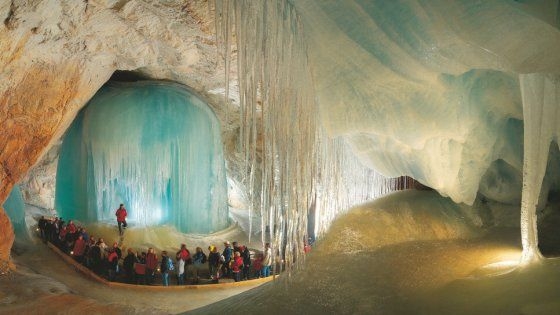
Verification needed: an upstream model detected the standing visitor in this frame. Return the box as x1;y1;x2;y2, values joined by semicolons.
145;248;158;284
262;243;272;277
240;245;251;280
253;253;263;278
192;247;207;284
123;248;137;284
72;234;86;264
231;251;243;282
134;252;147;285
107;248;119;281
89;239;102;273
175;244;190;284
97;238;108;259
66;220;77;235
207;245;221;282
115;204;128;235
38;216;48;242
112;242;122;260
222;241;233;278
160;251;171;286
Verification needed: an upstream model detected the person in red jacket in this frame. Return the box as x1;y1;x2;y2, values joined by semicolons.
107;248;119;281
231;251;243;282
145;247;158;285
115;204;128;235
72;234;86;264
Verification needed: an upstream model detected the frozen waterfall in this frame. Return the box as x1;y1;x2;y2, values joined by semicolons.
55;82;229;234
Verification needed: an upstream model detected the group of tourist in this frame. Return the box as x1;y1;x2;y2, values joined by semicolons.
38;215;123;280
37;215;275;286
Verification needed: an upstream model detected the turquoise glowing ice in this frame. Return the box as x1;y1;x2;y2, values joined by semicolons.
55;81;229;234
3;185;28;239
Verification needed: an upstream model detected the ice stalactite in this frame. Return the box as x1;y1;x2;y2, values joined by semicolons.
215;0;409;272
55;82;229;234
519;74;560;264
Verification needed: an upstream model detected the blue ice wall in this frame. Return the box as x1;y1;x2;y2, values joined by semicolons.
55;81;229;234
3;185;28;239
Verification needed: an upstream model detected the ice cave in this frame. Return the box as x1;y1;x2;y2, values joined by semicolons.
55;81;229;234
1;0;560;314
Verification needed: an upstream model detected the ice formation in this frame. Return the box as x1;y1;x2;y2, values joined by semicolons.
55;82;229;234
214;0;560;265
519;74;560;263
214;0;406;272
3;185;28;239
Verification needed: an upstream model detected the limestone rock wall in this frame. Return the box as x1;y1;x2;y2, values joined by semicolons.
0;0;226;267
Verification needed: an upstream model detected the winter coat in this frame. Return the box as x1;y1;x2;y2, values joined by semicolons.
263;247;272;266
193;252;207;265
146;253;158;269
72;238;86;256
160;256;170;273
242;248;251;266
123;253;137;273
115;208;127;222
222;246;233;264
108;251;119;270
231;256;243;273
208;252;221;267
177;248;191;263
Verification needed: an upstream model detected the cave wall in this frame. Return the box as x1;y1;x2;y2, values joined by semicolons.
0;0;224;267
2;0;560;268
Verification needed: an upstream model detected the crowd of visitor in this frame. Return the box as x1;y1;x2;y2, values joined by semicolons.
37;216;276;286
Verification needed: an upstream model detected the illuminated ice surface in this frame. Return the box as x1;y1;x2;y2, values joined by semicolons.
3;185;29;239
189;191;560;315
55;82;229;234
6;0;560;313
213;0;560;270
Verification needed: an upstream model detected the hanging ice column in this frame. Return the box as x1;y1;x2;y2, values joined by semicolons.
55;82;229;234
519;74;560;263
215;0;402;272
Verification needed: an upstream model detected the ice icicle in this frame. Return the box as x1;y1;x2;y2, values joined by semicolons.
215;0;409;273
55;82;229;234
519;74;560;263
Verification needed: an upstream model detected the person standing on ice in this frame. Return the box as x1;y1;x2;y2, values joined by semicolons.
262;242;272;277
115;203;128;235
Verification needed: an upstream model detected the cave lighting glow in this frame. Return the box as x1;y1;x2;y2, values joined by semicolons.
55;81;229;234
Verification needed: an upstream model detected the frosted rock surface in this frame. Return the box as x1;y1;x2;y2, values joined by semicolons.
293;0;560;205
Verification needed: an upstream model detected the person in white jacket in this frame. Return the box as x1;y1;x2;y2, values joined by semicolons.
261;243;272;277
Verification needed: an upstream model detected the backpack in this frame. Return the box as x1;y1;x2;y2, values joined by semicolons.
167;257;174;271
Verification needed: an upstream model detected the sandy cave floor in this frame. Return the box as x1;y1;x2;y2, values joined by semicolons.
0;227;271;314
4;191;560;314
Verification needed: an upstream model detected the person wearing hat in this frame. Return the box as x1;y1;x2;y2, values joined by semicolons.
207;245;221;282
222;241;233;278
